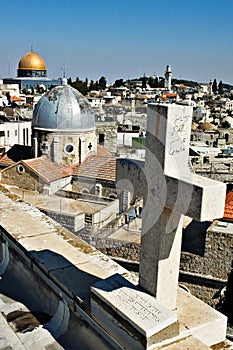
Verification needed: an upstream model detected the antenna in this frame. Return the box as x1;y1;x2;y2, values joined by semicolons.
31;45;33;52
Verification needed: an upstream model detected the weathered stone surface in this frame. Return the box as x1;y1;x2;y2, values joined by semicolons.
91;274;179;350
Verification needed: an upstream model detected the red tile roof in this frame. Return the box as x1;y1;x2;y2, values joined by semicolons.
0;153;15;167
10;96;24;102
73;155;116;182
97;144;112;157
223;191;233;221
22;156;71;183
161;93;178;98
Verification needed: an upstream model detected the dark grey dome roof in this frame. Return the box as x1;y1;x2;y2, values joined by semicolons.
33;82;95;131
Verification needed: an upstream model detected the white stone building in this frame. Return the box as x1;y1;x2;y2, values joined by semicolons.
0;118;31;153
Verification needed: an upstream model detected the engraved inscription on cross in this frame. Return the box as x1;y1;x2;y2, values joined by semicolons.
116;103;226;309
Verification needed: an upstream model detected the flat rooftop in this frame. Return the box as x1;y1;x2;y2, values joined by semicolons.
0;188;133;303
3;186;109;215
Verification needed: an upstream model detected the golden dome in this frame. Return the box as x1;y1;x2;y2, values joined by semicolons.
198;122;217;131
18;51;46;71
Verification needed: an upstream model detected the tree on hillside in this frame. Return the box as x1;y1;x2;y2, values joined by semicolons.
89;80;94;91
142;74;147;90
212;79;218;94
218;80;223;94
70;77;88;95
114;79;124;87
84;77;88;88
99;76;107;90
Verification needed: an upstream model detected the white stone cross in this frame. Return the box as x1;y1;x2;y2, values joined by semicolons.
117;103;226;309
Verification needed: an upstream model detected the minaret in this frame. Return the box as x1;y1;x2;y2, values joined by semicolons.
164;64;172;91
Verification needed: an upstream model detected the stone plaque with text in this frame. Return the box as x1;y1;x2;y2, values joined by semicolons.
91;274;179;350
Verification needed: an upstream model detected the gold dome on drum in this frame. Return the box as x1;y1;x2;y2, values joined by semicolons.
18;51;46;71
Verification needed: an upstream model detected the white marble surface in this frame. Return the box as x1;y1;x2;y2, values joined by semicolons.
91;274;177;338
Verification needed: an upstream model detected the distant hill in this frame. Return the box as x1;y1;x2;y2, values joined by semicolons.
172;78;233;91
171;78;199;87
222;83;233;91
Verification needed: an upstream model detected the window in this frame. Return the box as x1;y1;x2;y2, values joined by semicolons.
26;128;29;145
99;133;105;145
15;130;17;137
17;164;25;174
95;184;102;197
64;143;75;155
23;128;26;145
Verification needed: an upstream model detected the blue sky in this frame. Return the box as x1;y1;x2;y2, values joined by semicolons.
1;0;233;84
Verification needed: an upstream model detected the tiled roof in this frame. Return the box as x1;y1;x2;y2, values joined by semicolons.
0;153;15;167
161;93;178;98
22;156;71;183
10;96;24;102
73;155;116;182
223;191;233;221
97;144;112;157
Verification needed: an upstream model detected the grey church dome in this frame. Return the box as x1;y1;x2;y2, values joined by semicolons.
33;80;95;131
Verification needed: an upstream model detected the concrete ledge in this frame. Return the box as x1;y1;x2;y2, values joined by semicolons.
155;335;211;349
176;288;227;346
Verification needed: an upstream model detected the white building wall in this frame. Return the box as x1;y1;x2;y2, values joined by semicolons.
92;199;119;230
0;121;31;151
117;132;140;146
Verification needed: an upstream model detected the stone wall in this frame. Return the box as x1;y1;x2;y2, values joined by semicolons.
95;121;118;154
36;129;97;165
1;163;41;191
78;221;233;283
78;220;233;309
179;274;225;309
180;221;233;281
40;209;85;233
76;233;141;262
72;177;117;198
193;160;233;183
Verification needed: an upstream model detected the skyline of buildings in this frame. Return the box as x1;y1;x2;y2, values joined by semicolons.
1;1;233;84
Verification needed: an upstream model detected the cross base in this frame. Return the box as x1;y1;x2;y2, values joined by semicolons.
91;275;227;350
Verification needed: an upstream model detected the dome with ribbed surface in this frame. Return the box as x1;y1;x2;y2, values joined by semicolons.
33;82;95;131
18;51;46;70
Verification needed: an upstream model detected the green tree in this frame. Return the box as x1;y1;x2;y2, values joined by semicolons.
142;74;147;90
84;77;88;88
70;78;88;95
218;80;223;94
212;79;218;94
99;76;107;90
89;80;94;91
114;79;124;87
93;81;99;90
